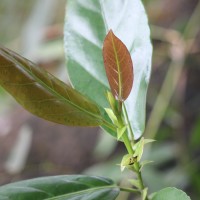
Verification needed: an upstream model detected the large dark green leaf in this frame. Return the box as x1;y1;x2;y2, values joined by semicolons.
0;46;103;126
64;0;152;138
0;175;120;200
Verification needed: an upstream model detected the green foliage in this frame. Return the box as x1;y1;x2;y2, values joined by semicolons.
0;0;192;200
0;175;119;200
64;0;152;139
152;187;191;200
0;47;102;126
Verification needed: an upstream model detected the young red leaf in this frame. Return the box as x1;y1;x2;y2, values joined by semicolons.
103;30;133;102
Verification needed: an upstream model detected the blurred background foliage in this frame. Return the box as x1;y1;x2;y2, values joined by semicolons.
0;0;200;200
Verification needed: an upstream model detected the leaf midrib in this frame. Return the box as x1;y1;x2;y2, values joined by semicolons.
111;32;122;100
46;185;117;200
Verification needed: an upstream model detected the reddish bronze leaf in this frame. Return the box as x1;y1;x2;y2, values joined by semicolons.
103;30;133;101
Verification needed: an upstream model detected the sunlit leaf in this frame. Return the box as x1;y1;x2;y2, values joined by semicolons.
0;175;120;200
64;0;152;139
0;47;103;126
103;30;133;102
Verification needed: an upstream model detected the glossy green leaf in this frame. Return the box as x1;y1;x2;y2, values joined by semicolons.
152;187;191;200
0;47;102;126
64;0;152;138
0;175;120;200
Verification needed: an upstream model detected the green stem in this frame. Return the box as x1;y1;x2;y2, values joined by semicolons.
134;162;145;189
105;97;148;199
120;187;140;194
120;103;149;200
122;134;148;200
122;132;134;155
122;102;135;144
117;113;133;155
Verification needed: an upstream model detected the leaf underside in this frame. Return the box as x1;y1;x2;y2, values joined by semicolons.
0;175;120;200
103;30;133;101
64;0;152;138
0;46;102;127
